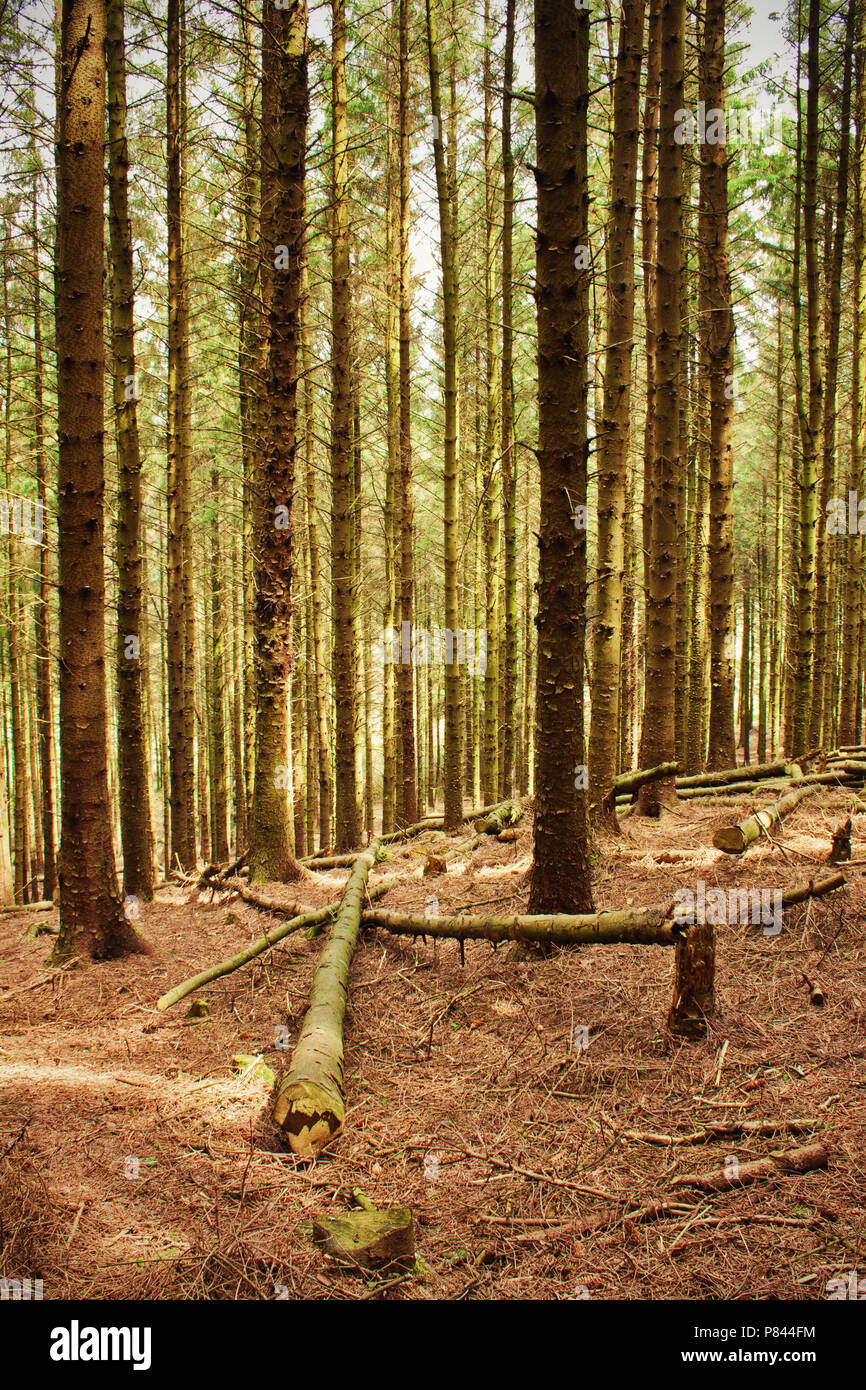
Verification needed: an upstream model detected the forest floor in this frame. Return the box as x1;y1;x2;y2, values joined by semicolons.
1;789;864;1301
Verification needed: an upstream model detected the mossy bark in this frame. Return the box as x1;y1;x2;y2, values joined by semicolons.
249;0;308;884
273;843;379;1157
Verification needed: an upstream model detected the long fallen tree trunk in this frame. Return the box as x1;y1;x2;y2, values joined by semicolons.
364;872;845;950
629;780;767;803
613;762;680;798
361;905;682;946
712;783;819;854
156;874;395;1011
272;842;379;1158
601;762;681;819
474;802;523;834
676;759;791;789
301;802;514;864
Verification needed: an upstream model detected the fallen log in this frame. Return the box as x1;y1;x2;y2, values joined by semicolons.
300;803;514;864
676;759;790;789
156;875;395;1012
665;768;862;802
360;905;682;946
712;783;819;854
612;761;680;799
305;852;371;871
669;780;769;801
775;872;846;910
671;1141;828;1193
273;842;379;1157
196;851;248;889
0;900;54;914
474;801;523;834
602;762;680;820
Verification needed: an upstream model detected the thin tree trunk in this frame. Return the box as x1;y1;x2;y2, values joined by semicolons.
841;0;866;743
589;0;644;819
107;0;153;899
637;0;685;814
702;0;736;772
166;0;194;870
792;0;823;755
500;0;517;800
426;0;462;831
330;0;360;851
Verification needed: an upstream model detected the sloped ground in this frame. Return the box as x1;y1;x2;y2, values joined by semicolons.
0;790;863;1300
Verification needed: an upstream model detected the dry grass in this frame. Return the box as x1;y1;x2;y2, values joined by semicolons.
0;789;864;1300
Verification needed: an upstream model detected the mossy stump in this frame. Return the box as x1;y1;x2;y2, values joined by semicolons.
312;1206;415;1272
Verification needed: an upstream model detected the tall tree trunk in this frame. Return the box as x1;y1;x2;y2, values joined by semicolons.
249;0;308;883
382;8;400;835
639;0;661;689
589;0;643;818
637;0;684;814
841;0;866;744
426;0;462;831
528;0;593;915
500;0;517;800
53;0;144;958
301;284;332;849
811;0;854;746
330;0;360;851
107;0;153;900
793;0;823;755
481;0;500;808
30;160;56;901
209;465;229;861
702;0;736;771
166;0;194;869
397;0;416;827
668;0;723;1036
237;0;259;844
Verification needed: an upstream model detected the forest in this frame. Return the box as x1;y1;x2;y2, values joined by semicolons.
0;0;864;1317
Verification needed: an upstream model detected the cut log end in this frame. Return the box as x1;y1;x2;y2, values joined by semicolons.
712;826;746;853
273;1077;345;1159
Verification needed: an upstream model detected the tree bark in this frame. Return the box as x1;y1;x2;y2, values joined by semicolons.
107;0;154;900
637;0;685;813
273;842;380;1157
528;0;594;915
249;0;308;884
52;0;145;959
426;0;462;832
589;0;644;823
330;0;360;851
